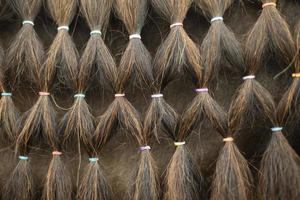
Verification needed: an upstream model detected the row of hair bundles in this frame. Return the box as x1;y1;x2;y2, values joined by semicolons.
229;1;300;200
0;0;299;200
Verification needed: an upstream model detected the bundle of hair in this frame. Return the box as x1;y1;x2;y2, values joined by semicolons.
43;0;79;89
151;0;202;88
196;0;245;85
228;1;297;199
114;0;153;89
257;20;300;200
6;0;44;87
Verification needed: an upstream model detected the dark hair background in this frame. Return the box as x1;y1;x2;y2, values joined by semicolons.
0;1;299;199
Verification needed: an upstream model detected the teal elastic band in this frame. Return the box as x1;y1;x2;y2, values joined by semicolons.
1;92;12;96
89;157;99;162
19;156;28;160
74;93;85;98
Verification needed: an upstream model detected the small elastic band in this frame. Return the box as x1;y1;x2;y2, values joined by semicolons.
39;92;50;96
243;75;255;80
52;151;62;156
19;156;28;160
211;16;223;23
174;141;186;146
170;22;183;29
1;92;12;96
151;94;163;98
22;20;34;26
115;93;125;97
140;146;151;151
292;73;300;78
195;88;209;93
74;93;85;98
271;127;283;132
262;2;276;8
90;30;102;36
129;34;141;40
57;26;69;31
223;137;234;142
89;157;99;162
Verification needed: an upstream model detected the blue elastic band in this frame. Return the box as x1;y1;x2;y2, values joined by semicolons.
89;157;99;162
1;92;12;96
19;156;28;160
74;94;85;98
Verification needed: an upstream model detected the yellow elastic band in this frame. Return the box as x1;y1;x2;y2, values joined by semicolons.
174;141;186;146
292;73;300;78
223;137;234;142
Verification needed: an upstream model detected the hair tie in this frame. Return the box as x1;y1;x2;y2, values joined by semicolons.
129;34;141;40
89;157;99;162
262;2;276;8
1;92;12;96
223;137;234;142
271;127;283;132
19;156;29;160
115;93;125;98
243;75;255;80
211;16;223;23
74;93;85;98
195;88;208;93
22;20;34;26
39;92;50;96
52;151;62;156
90;30;102;36
151;94;163;98
174;141;186;146
140;146;151;151
57;26;69;31
170;22;183;29
292;73;300;78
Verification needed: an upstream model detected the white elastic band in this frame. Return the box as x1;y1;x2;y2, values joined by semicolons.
243;75;255;80
271;127;283;132
115;94;125;97
151;94;163;98
57;26;69;31
211;16;223;23
223;137;234;142
170;22;183;28
74;94;85;98
22;20;34;26
129;34;141;40
174;141;186;146
90;30;102;36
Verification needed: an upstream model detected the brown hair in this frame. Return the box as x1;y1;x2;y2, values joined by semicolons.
195;0;245;86
114;0;153;89
43;0;79;89
151;0;202;89
257;19;300;200
5;0;44;87
228;1;297;199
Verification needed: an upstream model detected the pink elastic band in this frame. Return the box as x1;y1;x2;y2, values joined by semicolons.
39;92;50;96
140;146;151;151
262;2;276;8
52;151;62;156
195;88;209;93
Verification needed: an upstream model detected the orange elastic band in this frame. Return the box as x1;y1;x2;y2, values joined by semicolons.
52;151;62;156
262;2;276;8
292;73;300;78
39;92;50;96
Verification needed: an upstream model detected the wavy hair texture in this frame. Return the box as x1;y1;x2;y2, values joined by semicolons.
5;0;44;87
196;0;245;86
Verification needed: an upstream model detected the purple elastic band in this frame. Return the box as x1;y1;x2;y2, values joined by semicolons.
140;146;151;151
195;88;209;93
